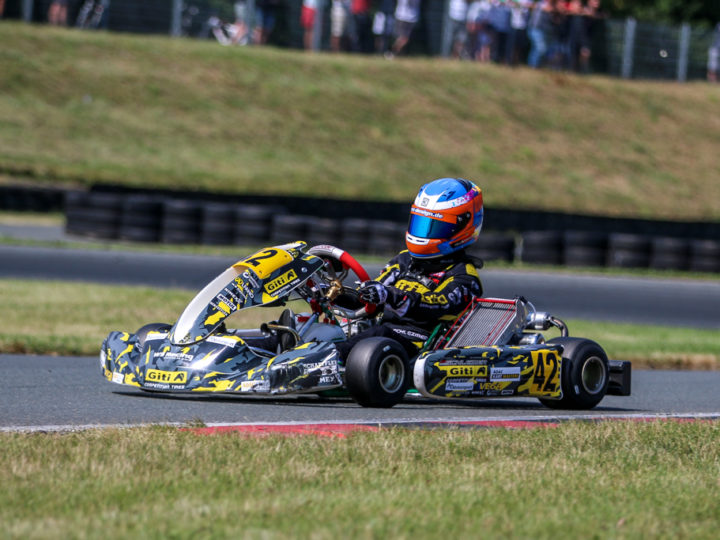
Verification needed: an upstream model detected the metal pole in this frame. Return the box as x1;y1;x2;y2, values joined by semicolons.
621;17;636;79
21;0;34;22
247;0;257;45
312;0;326;51
170;0;183;37
440;0;452;58
677;22;691;82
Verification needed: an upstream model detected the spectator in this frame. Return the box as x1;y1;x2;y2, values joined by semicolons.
708;22;720;82
507;0;531;65
253;0;281;45
373;0;396;55
467;0;492;63
230;0;250;45
0;0;5;18
301;0;318;50
448;0;469;59
527;0;551;68
330;0;351;52
391;0;421;57
545;0;568;70
351;0;373;53
489;0;512;64
48;0;69;26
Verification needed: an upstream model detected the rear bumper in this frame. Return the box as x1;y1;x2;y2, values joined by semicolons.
607;360;632;396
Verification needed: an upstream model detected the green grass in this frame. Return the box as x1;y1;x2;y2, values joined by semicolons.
1;421;718;538
2;22;720;221
0;278;717;369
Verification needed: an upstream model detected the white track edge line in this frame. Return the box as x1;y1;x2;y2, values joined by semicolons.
2;412;720;433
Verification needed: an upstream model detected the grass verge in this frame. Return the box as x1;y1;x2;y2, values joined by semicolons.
0;279;717;368
1;421;718;538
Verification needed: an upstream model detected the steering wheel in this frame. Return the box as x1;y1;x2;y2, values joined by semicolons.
307;244;376;316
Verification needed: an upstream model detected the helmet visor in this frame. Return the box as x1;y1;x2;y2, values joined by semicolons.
408;213;458;240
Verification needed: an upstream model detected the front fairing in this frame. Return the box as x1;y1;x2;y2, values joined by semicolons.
169;243;324;346
101;328;343;394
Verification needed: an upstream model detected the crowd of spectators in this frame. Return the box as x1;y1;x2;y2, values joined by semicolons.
306;0;605;73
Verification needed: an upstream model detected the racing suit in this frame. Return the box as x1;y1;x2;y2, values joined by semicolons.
336;249;483;360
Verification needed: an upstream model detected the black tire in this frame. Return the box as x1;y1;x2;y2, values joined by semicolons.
345;337;410;408
649;237;689;271
135;322;172;350
520;231;563;265
539;337;609;410
563;231;608;268
607;233;652;268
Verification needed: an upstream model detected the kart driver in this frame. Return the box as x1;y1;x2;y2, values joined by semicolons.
335;177;484;361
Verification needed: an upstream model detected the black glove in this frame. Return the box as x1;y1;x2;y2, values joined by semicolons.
357;280;388;305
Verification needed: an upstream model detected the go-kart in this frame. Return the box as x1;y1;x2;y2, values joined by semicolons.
101;241;631;409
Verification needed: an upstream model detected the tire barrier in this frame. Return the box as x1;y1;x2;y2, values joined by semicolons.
161;199;202;245
0;184;65;212
649;237;690;271
469;232;516;263
201;202;236;246
65;191;123;239
562;231;608;267
689;240;720;273
368;221;407;256
58;190;720;273
119;195;163;243
341;218;371;253
234;204;280;245
270;214;315;245
607;233;652;268
520;231;563;265
307;217;341;247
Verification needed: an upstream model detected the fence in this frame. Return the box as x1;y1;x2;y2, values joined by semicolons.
4;0;717;81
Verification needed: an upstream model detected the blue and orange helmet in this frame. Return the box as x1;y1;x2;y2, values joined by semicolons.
406;178;484;258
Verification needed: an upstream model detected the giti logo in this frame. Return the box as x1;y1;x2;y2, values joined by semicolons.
439;365;488;378
265;269;298;294
146;369;187;384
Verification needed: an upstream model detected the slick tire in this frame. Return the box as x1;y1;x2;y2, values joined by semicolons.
539;337;609;410
135;322;172;350
345;337;410;408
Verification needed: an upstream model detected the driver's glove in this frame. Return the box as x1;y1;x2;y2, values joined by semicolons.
357;281;388;305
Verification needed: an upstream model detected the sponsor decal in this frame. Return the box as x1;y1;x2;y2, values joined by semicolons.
477;382;504;391
265;269;298;294
446;381;474;392
412;207;444;219
439;359;488;367
154;351;194;364
439;365;488;378
490;367;521;382
112;372;124;384
421;197;429;207
144;332;168;341
319;375;339;385
146;369;187;384
501;389;514;396
207;335;243;347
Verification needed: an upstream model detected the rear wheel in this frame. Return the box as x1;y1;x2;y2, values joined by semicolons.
539;337;609;410
345;337;410;408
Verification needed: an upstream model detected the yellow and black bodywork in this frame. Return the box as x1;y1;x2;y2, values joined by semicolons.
100;242;345;395
413;345;563;400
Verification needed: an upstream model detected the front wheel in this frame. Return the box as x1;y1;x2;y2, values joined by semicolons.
345;337;410;408
539;337;609;410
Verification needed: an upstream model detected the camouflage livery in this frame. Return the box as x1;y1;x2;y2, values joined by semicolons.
414;344;563;400
101;329;342;394
101;242;344;395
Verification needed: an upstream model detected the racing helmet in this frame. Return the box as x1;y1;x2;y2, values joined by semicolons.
406;178;483;258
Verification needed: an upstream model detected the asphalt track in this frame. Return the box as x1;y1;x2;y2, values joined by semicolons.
1;245;719;328
2;354;719;431
1;243;718;431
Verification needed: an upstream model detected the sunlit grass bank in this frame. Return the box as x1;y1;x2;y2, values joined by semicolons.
1;421;718;538
2;22;720;220
0;278;717;368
